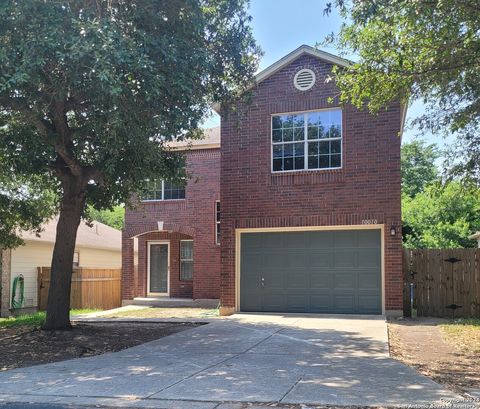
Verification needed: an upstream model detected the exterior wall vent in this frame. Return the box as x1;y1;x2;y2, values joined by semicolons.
293;69;316;91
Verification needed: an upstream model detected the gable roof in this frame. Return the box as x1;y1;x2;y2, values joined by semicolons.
212;45;351;114
255;45;351;85
20;217;124;252
213;44;407;137
168;126;220;150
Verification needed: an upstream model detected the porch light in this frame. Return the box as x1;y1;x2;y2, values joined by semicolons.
390;226;396;236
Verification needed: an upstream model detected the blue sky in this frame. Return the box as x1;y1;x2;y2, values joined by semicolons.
204;0;448;149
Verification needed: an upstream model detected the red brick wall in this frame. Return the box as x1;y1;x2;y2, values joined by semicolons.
220;54;403;312
122;148;221;300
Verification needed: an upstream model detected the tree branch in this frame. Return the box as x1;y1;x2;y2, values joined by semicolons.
50;97;83;177
0;96;53;137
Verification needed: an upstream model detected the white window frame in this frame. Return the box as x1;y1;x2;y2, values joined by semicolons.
271;107;343;174
180;240;194;281
141;179;186;202
215;200;220;245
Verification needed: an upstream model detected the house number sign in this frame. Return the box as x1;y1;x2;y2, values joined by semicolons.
361;219;378;225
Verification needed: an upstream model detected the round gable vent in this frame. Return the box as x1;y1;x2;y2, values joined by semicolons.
293;69;316;91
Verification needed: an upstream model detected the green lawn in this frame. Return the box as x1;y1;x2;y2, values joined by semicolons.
440;318;480;354
0;309;99;328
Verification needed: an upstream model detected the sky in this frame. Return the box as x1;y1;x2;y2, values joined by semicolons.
204;0;448;149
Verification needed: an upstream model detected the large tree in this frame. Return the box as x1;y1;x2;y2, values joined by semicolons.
325;0;480;181
402;181;480;248
0;175;56;249
0;0;260;329
401;139;439;198
87;205;124;230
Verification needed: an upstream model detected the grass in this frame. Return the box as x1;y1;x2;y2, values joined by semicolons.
105;307;219;319
0;309;99;329
440;318;480;354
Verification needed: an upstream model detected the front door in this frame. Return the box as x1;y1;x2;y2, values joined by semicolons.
148;242;169;294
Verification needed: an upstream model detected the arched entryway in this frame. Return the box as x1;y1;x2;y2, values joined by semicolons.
136;230;194;298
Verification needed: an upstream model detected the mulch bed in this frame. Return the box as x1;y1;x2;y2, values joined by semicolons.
0;321;200;371
388;317;480;395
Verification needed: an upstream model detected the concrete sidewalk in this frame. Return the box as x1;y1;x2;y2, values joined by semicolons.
0;314;467;408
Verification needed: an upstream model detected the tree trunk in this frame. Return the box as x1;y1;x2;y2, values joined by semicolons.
42;179;86;330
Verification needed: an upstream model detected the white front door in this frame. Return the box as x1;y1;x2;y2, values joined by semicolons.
148;242;169;295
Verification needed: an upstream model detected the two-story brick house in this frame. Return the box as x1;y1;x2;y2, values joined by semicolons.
122;45;405;316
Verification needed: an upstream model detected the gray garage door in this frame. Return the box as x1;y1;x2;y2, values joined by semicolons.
240;229;382;314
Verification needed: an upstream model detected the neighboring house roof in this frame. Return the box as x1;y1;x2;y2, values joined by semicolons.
20;217;123;252
469;232;480;240
168;126;220;150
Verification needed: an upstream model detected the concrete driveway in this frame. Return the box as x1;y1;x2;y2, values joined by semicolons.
0;314;463;408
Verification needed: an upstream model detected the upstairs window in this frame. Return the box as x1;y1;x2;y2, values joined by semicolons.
142;179;185;201
272;109;342;172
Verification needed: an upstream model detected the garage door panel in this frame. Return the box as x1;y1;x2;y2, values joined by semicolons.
333;294;355;312
240;289;263;311
284;270;308;289
287;252;307;268
240;229;382;314
358;249;381;268
359;230;381;247
241;253;264;274
310;271;332;289
334;250;357;268
285;294;308;311
241;233;263;251
283;232;308;249
310;293;333;312
263;271;285;289
334;231;357;247
307;232;334;249
263;251;285;269
358;271;381;290
333;273;356;289
262;233;285;249
309;252;334;268
358;295;381;313
262;293;285;311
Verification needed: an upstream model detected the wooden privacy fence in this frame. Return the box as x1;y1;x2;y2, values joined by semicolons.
38;267;121;311
403;248;480;318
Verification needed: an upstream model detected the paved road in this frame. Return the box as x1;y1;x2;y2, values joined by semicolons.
0;314;465;408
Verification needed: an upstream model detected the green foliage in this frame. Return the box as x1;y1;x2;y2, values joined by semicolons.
0;174;56;248
87;205;124;230
0;312;45;328
0;0;260;242
326;0;480;181
401;140;440;197
402;182;480;248
0;309;99;328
